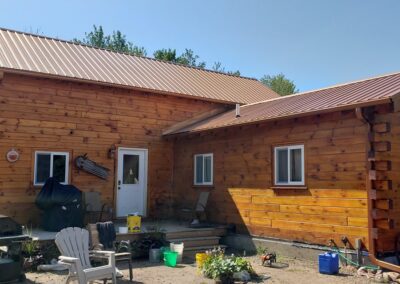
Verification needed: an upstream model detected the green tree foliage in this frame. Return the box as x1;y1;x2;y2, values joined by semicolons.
260;73;298;96
153;48;206;68
153;48;177;62
211;62;241;76
76;26;245;73
73;25;147;56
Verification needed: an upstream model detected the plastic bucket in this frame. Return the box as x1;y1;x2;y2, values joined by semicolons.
149;248;161;263
170;242;184;263
164;251;178;267
196;253;208;269
160;246;170;261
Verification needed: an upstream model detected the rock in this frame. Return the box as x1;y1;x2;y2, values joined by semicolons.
382;272;390;283
387;272;400;281
357;267;368;277
374;273;385;283
233;271;251;282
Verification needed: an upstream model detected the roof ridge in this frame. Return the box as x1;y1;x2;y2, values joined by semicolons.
0;26;258;81
243;70;400;108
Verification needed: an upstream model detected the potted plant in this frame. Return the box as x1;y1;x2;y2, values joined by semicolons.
201;247;255;284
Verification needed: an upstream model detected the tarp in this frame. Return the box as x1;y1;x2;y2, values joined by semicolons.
35;178;84;231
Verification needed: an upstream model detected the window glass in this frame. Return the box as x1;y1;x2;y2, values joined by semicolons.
123;154;139;184
204;155;212;183
277;149;288;183
36;154;51;184
53;154;66;183
34;152;69;186
290;148;302;182
195;155;203;184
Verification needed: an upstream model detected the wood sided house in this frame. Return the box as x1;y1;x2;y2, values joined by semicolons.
1;28;400;269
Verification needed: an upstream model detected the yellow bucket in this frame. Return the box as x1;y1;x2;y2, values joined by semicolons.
127;214;141;233
196;253;208;270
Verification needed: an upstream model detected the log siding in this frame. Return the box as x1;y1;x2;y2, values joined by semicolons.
172;109;372;249
0;73;225;224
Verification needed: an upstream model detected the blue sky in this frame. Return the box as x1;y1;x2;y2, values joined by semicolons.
1;0;399;91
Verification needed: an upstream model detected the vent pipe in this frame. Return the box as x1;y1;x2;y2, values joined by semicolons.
235;104;241;118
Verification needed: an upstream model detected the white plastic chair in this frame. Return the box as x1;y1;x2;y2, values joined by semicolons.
55;227;117;284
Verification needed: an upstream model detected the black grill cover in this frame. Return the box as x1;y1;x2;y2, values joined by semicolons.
35;178;84;231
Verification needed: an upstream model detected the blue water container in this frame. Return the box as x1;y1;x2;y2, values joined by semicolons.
319;252;339;275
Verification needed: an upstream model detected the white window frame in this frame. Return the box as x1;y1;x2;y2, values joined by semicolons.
274;145;305;186
194;153;213;186
34;151;70;186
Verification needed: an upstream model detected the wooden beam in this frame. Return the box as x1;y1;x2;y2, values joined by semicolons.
391;93;400;112
372;208;389;219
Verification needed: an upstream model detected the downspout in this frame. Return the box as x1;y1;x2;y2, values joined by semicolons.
355;107;400;272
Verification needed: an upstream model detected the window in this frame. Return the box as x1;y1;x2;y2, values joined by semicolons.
34;151;69;186
194;153;213;185
274;145;304;186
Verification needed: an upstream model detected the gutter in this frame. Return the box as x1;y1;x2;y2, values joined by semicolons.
355;106;400;272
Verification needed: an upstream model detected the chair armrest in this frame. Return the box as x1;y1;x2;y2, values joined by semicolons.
90;250;115;256
59;256;79;263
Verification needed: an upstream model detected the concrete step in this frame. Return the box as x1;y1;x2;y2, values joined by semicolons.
168;236;220;248
165;227;227;239
183;245;228;258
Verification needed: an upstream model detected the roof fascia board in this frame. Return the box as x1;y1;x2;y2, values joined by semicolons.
166;98;391;137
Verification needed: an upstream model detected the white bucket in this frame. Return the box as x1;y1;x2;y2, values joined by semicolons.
170;242;184;263
118;226;128;234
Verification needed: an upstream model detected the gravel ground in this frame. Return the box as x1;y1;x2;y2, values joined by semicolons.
24;255;371;284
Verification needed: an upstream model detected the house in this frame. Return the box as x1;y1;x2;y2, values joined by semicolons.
0;28;399;269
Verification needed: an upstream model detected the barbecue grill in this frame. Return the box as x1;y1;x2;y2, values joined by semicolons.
0;215;31;283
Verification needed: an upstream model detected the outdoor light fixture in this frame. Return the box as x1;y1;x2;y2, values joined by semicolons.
108;145;116;159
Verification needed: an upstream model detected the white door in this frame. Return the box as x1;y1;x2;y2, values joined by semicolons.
116;148;148;217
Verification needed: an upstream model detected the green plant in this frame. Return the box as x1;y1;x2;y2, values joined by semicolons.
21;239;39;257
202;247;255;283
256;246;267;255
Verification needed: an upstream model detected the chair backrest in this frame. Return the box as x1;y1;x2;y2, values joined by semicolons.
55;227;92;269
84;191;102;212
86;223;101;249
195;191;210;212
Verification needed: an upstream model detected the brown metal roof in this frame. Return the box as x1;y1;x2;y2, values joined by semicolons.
167;72;400;135
0;28;278;104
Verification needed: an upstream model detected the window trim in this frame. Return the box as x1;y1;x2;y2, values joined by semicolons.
33;151;70;186
274;145;305;186
193;153;213;186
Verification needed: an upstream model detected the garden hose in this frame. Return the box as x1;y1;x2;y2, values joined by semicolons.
330;247;380;271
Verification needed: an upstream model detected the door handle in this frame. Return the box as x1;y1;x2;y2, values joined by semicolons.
118;180;121;190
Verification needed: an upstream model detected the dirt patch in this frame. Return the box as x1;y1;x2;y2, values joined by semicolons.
24;255;370;283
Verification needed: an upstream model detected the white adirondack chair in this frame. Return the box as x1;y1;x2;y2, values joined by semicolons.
55;227;117;284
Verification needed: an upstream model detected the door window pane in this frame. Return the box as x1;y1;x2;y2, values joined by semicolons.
123;155;139;184
53;155;66;182
36;154;51;183
204;156;212;183
195;155;203;184
290;149;302;182
277;149;288;183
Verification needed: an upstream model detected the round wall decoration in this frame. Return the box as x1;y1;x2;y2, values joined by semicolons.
6;148;19;163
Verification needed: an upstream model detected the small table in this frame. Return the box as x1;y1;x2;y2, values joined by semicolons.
115;252;133;282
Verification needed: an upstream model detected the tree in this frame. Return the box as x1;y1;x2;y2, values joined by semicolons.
260;73;298;96
211;62;241;76
73;25;147;56
153;48;206;68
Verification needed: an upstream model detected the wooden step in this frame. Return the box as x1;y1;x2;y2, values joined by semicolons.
165;227;227;239
183;245;228;258
168;236;220;248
